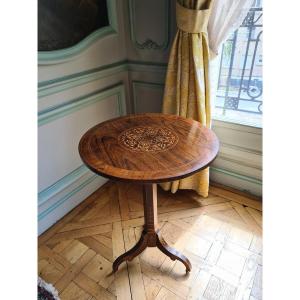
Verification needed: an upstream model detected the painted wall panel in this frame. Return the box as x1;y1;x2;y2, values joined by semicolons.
129;0;169;50
212;121;262;153
38;92;122;192
210;168;262;196
132;81;164;113
124;0;176;63
38;73;129;113
38;0;127;80
213;155;262;179
38;35;126;82
38;1;129;234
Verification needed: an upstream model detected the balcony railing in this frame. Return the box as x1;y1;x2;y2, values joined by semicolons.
215;7;263;123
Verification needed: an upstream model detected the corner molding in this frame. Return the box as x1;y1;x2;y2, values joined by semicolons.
38;0;118;65
128;0;170;50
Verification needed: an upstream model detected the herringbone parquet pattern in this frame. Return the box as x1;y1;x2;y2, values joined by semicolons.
38;182;262;300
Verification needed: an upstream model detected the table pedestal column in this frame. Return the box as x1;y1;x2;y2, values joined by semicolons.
112;183;192;273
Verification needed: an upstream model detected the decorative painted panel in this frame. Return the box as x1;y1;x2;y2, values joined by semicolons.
38;0;109;51
128;0;170;50
38;0;118;64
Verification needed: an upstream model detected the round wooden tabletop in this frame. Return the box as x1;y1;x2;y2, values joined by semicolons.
79;113;219;183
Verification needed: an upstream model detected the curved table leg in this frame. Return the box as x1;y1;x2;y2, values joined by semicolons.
156;232;192;273
112;183;192;274
112;230;148;273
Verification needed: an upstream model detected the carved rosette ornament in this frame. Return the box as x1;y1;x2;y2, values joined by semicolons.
118;126;178;153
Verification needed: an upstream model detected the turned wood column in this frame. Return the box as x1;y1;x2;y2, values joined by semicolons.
143;184;158;246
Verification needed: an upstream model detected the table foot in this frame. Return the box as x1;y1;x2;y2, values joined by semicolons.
112;183;192;274
156;232;192;273
112;230;192;273
112;231;148;273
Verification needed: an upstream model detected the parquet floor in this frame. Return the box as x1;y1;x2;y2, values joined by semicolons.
38;181;262;300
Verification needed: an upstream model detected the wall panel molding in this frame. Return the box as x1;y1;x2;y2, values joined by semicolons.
38;83;126;234
38;171;98;221
132;80;164;113
38;60;167;99
211;167;262;186
127;60;168;73
38;61;128;98
128;0;170;50
210;167;262;196
38;164;88;207
38;84;126;126
216;154;261;171
220;142;262;156
211;118;262;196
38;0;119;65
213;119;262;135
38;174;105;234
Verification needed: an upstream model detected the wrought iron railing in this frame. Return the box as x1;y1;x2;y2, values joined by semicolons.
215;6;263;116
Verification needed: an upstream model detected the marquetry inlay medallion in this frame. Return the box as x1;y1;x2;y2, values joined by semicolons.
118;126;179;153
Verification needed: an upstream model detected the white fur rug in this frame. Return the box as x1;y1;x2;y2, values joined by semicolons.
38;277;60;300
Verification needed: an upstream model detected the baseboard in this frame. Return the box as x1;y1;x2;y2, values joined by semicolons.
38;169;107;235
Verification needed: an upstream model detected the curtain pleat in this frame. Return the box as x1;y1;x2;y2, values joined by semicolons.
160;0;212;197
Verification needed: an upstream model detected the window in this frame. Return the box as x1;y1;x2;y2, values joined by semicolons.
212;2;263;127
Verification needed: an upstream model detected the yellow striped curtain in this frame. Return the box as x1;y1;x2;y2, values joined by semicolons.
160;0;213;197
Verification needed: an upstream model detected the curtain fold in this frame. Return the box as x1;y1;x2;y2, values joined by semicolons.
160;0;213;197
161;0;253;197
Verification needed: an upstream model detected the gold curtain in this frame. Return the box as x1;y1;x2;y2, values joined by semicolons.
160;0;213;197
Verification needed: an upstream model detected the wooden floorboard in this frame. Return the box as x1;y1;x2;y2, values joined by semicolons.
38;181;262;300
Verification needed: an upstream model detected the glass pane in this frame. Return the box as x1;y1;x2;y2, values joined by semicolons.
212;3;263;127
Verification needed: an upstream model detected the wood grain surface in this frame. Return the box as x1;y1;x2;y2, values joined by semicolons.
38;182;262;300
79;113;219;183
